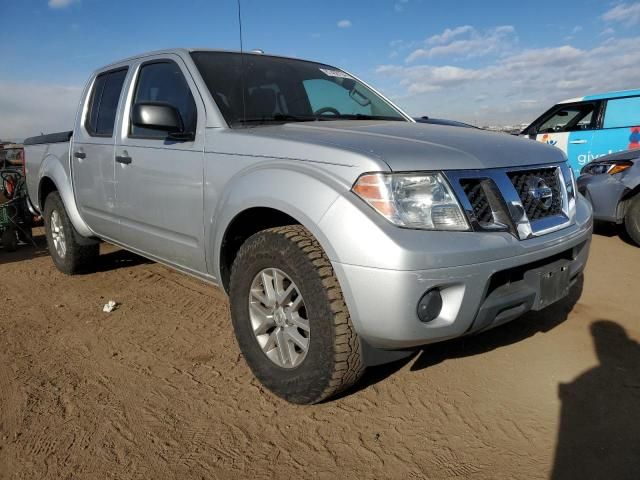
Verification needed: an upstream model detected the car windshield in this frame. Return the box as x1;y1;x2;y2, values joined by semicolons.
190;51;407;127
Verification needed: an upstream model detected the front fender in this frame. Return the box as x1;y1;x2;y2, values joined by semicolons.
38;154;94;238
209;161;353;279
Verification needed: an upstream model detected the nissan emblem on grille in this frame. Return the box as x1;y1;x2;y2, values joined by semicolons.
447;164;573;240
525;177;553;210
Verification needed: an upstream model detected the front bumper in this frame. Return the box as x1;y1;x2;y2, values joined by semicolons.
325;196;593;350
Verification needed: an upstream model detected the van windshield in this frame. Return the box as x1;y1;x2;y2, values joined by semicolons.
190;51;406;127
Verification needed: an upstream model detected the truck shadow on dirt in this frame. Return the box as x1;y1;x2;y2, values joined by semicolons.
0;235;151;272
410;275;584;371
592;220;637;247
94;248;152;273
550;320;640;480
346;276;585;397
0;233;49;265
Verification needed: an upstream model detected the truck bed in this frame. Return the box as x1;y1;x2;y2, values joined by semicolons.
23;131;73;214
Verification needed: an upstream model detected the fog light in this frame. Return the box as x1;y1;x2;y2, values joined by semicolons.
417;289;442;323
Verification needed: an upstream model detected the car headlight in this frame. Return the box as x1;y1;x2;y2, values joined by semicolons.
580;160;633;176
352;172;469;230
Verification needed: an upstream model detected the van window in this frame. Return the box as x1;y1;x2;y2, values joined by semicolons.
603;97;640;129
85;69;128;137
130;61;197;138
537;103;596;133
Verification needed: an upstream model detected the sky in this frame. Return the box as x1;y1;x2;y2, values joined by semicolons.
1;0;640;140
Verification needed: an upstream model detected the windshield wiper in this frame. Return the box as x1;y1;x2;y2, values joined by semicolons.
329;113;405;121
236;114;321;125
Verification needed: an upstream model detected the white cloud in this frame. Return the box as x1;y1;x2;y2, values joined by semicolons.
600;27;616;36
376;36;640;125
337;19;352;28
394;0;409;13
427;25;474;45
602;2;640;26
48;0;80;9
0;82;81;140
406;25;516;62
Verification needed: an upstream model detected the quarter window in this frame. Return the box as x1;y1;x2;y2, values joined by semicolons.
85;68;128;136
130;61;197;138
603;97;640;129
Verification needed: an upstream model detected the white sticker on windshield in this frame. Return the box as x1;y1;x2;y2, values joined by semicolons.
319;68;352;79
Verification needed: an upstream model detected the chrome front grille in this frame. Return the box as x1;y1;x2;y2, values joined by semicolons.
460;179;493;225
446;163;576;240
507;167;563;221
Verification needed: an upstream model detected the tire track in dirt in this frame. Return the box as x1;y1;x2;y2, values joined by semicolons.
1;234;639;479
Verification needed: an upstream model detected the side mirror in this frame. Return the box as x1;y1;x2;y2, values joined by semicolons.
131;102;184;133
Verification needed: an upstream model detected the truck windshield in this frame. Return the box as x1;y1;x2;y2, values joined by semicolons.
190;51;406;127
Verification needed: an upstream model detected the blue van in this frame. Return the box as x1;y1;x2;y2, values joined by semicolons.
522;89;640;175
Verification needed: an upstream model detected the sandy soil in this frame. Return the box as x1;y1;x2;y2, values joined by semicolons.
0;229;638;479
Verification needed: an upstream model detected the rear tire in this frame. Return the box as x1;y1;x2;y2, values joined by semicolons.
43;192;99;274
229;225;364;404
624;194;640;246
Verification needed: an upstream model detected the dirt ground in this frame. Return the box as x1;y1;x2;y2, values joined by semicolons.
0;228;638;480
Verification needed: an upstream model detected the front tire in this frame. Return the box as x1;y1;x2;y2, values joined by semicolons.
43;192;99;274
624;194;640;246
229;225;364;404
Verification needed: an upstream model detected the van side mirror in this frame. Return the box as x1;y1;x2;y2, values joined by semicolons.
131;102;184;133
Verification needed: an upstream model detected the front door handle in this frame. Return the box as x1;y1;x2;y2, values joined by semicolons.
73;151;86;159
569;139;588;144
115;155;132;165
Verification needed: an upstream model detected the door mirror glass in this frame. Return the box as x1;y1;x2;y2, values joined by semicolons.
131;102;184;132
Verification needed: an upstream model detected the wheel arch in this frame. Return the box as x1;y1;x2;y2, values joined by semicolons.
210;164;349;292
37;155;94;238
217;203;341;293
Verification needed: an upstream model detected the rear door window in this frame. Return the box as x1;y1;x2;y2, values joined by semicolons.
85;68;128;137
603;97;640;129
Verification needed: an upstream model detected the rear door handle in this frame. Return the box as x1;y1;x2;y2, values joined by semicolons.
73;151;86;159
115;155;132;165
569;140;588;144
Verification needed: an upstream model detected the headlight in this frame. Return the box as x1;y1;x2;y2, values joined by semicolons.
352;172;469;230
566;164;576;198
580;160;633;176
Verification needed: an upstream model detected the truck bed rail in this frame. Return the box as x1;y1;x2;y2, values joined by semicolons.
23;131;72;146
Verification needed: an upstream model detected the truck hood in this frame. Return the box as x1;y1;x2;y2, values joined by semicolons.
240;120;566;171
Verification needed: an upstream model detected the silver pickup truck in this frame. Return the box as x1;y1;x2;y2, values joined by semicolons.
24;49;592;404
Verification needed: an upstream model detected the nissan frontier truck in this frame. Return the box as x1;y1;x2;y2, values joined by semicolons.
24;49;593;404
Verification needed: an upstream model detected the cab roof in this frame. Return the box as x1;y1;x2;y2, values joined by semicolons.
559;88;640;104
99;48;316;71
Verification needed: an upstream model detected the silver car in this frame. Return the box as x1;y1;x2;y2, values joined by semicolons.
24;49;593;403
578;149;640;245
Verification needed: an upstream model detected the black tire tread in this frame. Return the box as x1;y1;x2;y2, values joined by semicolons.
231;225;365;403
270;225;365;401
624;194;640;246
43;192;99;275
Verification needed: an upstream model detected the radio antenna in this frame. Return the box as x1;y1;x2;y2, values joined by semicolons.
237;0;247;124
